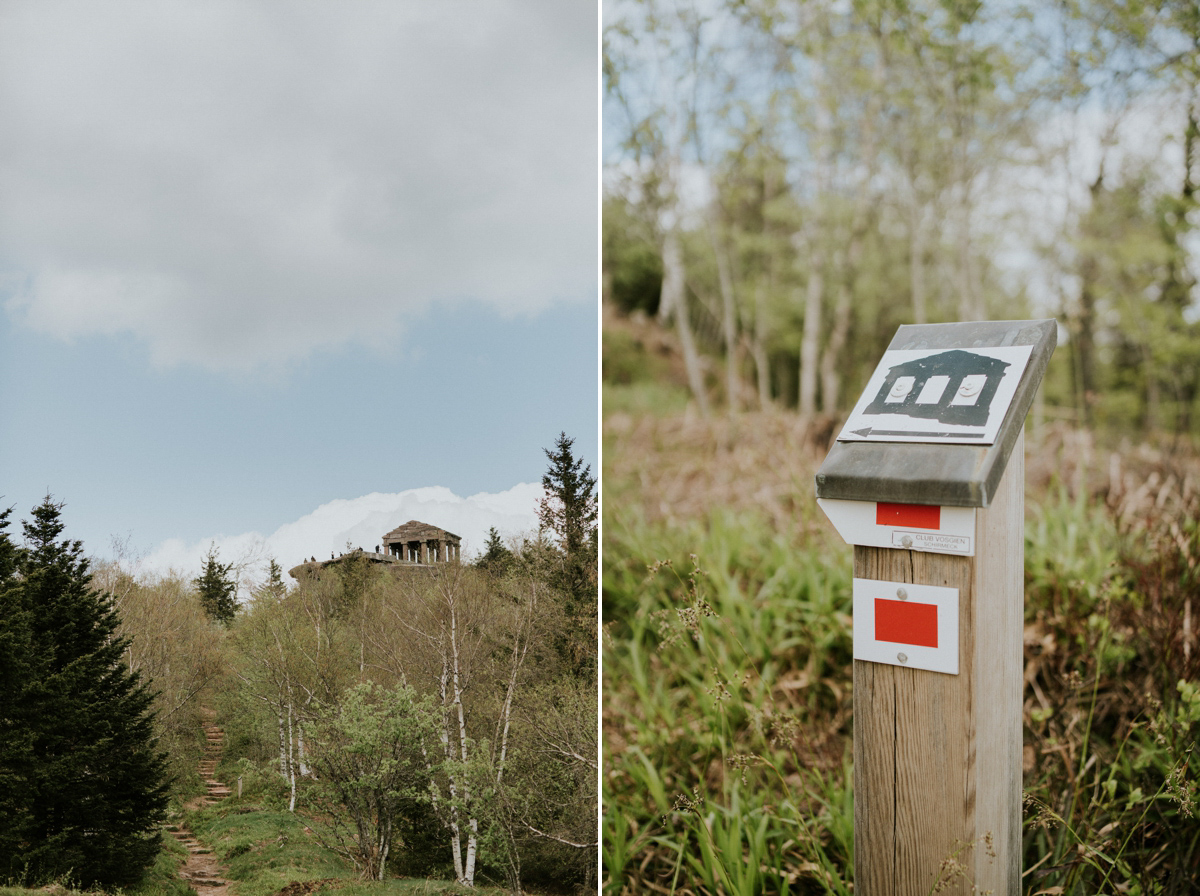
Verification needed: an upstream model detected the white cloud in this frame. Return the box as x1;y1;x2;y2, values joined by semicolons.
0;1;596;372
140;482;544;588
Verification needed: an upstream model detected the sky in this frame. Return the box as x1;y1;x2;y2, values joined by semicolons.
0;1;598;578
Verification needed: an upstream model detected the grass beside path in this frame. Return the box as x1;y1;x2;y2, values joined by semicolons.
184;802;508;896
0;804;504;896
0;834;193;896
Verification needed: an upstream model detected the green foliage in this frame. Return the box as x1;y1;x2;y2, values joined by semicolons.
540;431;599;562
303;682;440;881
1068;166;1200;435
90;562;226;809
194;544;238;626
0;497;169;889
1019;478;1200;892
0;507;34;865
255;557;287;603
603;194;663;316
602;377;690;418
0;835;193;896
221;526;595;888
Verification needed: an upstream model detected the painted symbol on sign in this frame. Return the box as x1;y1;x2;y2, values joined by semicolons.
876;503;940;529
875;598;938;647
853;578;959;674
837;343;1033;444
863;350;1011;426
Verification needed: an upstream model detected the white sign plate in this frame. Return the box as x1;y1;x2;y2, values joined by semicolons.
837;344;1034;445
853;578;959;675
817;498;976;556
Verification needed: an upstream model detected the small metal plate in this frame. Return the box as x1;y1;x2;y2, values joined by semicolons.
853;578;959;675
817;498;976;556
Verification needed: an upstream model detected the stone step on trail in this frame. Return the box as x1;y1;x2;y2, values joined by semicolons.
171;711;236;893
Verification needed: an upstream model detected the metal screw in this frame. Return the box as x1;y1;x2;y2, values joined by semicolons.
897;652;908;664
896;588;908;600
901;535;913;548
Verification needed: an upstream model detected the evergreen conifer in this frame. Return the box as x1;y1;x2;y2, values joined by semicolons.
538;433;598;672
476;526;514;574
2;497;168;887
258;557;287;602
0;507;36;869
539;432;598;563
194;544;238;625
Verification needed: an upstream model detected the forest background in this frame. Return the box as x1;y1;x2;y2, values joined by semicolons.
603;0;1200;893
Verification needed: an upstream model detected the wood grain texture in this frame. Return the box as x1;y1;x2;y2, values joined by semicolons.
852;430;1024;896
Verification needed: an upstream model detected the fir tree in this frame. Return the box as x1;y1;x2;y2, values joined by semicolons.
258;557;287;602
476;526;513;574
2;497;169;888
539;432;598;562
0;507;36;868
194;544;238;625
538;433;598;672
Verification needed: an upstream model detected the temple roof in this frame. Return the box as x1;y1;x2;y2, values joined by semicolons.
381;520;461;544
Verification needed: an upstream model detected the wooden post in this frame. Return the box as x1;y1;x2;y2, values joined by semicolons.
816;320;1054;893
853;432;1024;895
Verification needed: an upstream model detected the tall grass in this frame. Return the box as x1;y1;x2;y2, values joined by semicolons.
603;414;1200;894
604;509;855;895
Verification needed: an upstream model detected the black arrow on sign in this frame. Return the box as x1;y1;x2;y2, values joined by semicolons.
851;427;986;439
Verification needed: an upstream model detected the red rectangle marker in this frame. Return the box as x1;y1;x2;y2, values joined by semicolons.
874;599;938;648
876;502;941;530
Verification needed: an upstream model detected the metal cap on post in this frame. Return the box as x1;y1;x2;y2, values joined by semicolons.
816;319;1056;507
816;320;1055;896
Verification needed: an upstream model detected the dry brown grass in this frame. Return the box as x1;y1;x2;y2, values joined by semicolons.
603;408;838;534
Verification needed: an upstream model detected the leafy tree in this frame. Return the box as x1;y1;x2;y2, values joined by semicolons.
335;546;374;616
0;497;168;888
603;194;663;316
194;544;237;625
304;682;438;881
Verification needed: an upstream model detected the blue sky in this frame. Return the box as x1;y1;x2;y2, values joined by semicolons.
0;1;597;572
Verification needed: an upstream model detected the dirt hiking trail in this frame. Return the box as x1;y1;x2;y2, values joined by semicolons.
166;709;235;893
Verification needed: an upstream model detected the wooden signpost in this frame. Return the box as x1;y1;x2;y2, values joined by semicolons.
815;320;1056;896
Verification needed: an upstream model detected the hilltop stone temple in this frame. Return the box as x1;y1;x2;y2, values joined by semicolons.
381;520;462;564
287;519;462;581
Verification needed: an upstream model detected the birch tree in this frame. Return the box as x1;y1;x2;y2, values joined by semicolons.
373;564;542;887
606;0;739;416
367;563;547;887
